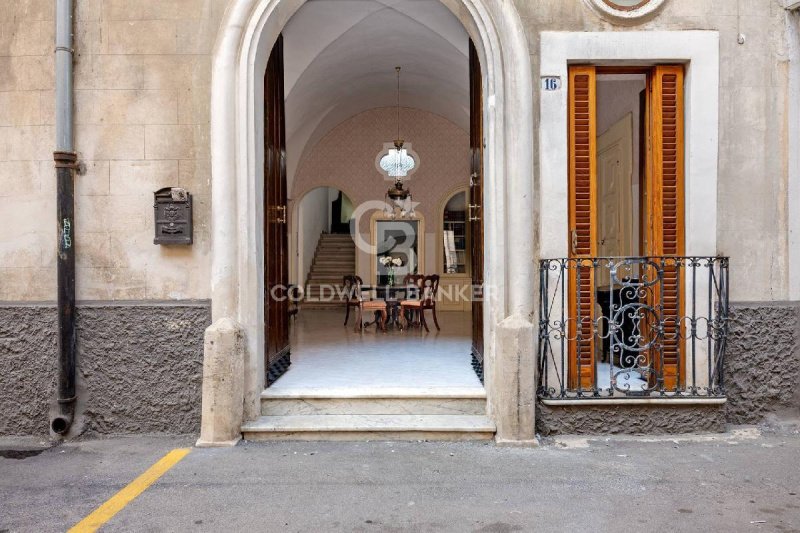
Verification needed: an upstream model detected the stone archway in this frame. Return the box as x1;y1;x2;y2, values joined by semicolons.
200;0;537;446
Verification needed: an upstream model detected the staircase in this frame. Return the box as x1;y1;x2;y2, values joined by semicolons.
241;387;495;441
303;233;355;309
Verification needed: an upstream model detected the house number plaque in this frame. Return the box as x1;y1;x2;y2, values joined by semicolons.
542;76;561;91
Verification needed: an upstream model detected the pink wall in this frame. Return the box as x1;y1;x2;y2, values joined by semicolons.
291;107;470;234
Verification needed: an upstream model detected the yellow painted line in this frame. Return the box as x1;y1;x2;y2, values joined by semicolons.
68;448;191;533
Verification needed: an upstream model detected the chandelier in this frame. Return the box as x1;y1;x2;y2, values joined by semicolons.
379;67;416;219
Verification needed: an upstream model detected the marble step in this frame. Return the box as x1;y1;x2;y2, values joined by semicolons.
309;269;353;276
310;263;352;268
261;388;487;416
316;243;355;249
303;286;347;296
306;277;351;284
241;414;495;441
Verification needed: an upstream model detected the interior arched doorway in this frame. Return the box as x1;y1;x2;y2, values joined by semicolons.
201;0;536;445
290;186;357;289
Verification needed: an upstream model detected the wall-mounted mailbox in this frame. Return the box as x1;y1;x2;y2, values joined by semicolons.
154;187;193;245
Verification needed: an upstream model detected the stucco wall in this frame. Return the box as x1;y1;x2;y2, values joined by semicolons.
291;107;470;235
290;106;470;280
296;186;330;285
0;0;223;301
724;303;800;424
0;0;796;304
0;304;57;436
0;302;209;437
537;404;727;436
514;0;794;301
536;302;800;436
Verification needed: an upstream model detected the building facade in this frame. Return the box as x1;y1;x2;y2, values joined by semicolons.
1;0;799;443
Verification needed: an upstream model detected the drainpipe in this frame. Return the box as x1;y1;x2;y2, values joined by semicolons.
51;0;77;436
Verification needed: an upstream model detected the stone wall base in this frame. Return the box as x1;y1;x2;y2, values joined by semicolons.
536;404;727;436
2;301;797;438
724;302;800;424
537;302;800;436
0;301;210;438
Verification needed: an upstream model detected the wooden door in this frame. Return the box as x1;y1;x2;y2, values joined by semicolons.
646;65;685;390
264;34;290;386
468;40;484;381
596;113;634;270
567;66;597;390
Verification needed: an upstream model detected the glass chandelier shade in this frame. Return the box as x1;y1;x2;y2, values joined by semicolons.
379;141;416;177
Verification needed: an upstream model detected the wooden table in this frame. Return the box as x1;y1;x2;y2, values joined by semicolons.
360;285;418;329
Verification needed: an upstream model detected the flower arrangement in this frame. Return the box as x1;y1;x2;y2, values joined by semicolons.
379;255;404;286
379;256;403;268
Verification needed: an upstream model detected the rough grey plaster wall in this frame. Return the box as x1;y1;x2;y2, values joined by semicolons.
0;302;210;437
0;305;57;436
537;303;800;435
724;303;800;424
536;404;726;436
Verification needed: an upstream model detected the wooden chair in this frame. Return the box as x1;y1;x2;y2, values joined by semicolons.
343;275;363;326
401;274;424;325
353;278;387;333
400;274;440;332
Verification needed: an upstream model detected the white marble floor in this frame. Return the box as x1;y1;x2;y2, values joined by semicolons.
271;309;483;391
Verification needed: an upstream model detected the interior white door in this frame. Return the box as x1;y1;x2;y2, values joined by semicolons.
596;113;634;284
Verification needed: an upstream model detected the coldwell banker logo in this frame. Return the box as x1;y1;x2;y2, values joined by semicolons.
266;198;488;305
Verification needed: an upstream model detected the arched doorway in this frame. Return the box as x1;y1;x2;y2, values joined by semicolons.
201;0;536;445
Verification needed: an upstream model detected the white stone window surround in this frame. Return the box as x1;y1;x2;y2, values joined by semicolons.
538;31;720;400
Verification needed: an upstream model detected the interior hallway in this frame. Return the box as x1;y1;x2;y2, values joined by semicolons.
271;309;482;392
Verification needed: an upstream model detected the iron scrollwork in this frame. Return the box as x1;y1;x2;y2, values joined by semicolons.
537;256;729;400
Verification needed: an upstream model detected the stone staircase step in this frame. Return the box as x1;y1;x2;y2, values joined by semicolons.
241;414;495;441
261;388;487;416
303;233;357;307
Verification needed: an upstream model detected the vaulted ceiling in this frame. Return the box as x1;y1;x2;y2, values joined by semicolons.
282;0;470;184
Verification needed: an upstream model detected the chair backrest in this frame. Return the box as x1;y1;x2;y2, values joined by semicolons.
403;274;424;286
343;275;364;301
421;274;440;305
403;274;424;299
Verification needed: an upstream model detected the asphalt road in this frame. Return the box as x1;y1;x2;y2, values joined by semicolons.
1;427;799;532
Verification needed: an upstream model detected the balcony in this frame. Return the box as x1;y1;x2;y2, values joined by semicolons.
537;256;729;402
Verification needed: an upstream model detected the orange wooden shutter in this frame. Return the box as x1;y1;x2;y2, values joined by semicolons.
568;66;597;390
649;65;685;390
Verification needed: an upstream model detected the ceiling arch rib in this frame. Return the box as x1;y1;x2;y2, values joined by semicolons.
282;0;470;188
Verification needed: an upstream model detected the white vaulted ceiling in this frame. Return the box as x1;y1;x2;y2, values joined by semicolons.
282;0;469;186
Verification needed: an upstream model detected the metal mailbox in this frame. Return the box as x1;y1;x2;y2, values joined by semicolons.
153;187;193;245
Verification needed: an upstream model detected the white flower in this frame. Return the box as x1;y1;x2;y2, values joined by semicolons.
392;258;402;267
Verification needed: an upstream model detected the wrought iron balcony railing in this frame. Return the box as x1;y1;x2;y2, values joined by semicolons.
538;256;729;400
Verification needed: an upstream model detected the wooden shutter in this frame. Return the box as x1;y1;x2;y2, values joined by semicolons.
567;66;597;390
649;65;685;390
